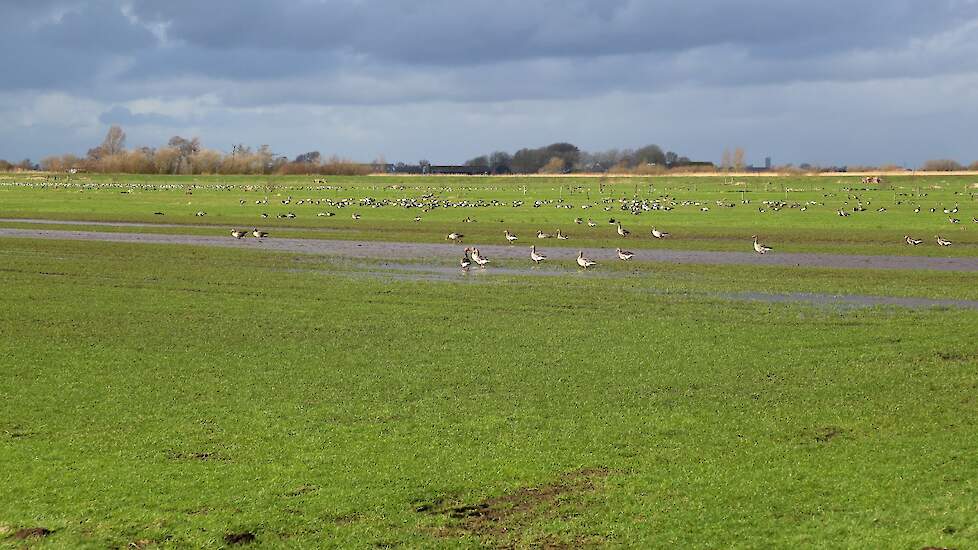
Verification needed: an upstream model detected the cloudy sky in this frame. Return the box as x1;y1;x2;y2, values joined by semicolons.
3;0;978;166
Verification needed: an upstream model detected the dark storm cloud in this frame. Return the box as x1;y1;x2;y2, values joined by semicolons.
4;0;977;99
127;0;973;65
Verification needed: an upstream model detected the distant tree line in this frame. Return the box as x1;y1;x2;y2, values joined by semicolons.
22;126;372;176
463;143;703;174
4;125;978;174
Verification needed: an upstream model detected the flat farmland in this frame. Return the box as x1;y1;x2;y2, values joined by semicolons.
1;173;976;548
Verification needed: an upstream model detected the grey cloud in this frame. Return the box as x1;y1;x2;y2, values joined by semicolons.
98;105;181;126
128;0;976;64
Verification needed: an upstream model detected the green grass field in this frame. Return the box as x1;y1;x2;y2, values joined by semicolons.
2;174;978;548
1;172;977;256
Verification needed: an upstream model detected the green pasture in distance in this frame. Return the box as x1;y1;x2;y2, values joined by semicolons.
1;172;977;256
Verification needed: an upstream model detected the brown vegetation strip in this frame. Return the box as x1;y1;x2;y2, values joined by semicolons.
3;227;978;272
419;467;609;547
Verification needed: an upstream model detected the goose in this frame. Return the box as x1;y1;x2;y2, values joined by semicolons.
616;248;634;261
752;235;772;254
577;251;597;269
905;235;922;245
414;216;422;222
937;235;953;247
949;217;960;224
447;232;463;242
556;229;569;240
231;229;247;239
616;222;630;238
913;206;921;213
472;248;490;267
153;211;164;216
460;248;472;270
650;227;670;239
537;230;553;239
838;209;850;217
504;230;518;243
574;217;583;224
195;211;207;217
973;217;978;224
351;213;361;220
261;212;269;218
530;245;547;264
586;219;597;227
252;228;268;240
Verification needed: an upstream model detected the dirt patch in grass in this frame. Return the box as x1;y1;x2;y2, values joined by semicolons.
224;531;256;545
423;467;609;545
814;426;847;443
937;351;976;363
286;484;318;497
165;450;227;461
10;527;53;539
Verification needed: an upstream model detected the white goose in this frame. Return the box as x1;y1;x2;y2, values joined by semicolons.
231;229;246;239
937;235;953;247
537;230;553;239
504;230;518;243
905;235;922;246
472;247;490;267
252;228;268;240
447;232;464;242
556;229;569;240
616;248;634;261
530;245;547;264
586;219;597;227
351;213;361;220
752;235;772;254
616;222;630;238
577;251;597;269
650;227;670;239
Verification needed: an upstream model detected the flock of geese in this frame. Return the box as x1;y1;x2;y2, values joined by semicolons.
906;234;954;247
230;217;958;273
454;224;775;271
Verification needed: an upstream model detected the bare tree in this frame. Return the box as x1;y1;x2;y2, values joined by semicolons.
733;148;746;171
720;148;732;171
922;159;963;171
539;157;566;174
102;125;126;156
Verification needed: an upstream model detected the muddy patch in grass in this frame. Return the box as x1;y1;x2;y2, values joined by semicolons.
224;531;256;545
9;527;53;540
422;467;609;545
814;426;847;443
165;450;228;462
285;484;318;497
